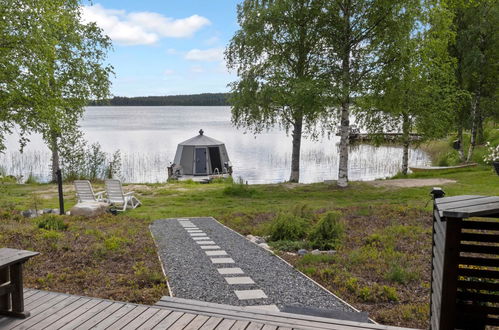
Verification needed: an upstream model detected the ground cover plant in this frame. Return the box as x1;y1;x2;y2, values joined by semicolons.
0;166;497;328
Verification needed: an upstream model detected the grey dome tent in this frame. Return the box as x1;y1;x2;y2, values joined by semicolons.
170;130;232;178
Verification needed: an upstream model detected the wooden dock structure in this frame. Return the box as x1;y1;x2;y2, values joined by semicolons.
0;289;415;329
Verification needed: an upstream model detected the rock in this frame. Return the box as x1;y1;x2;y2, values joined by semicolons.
325;250;337;255
51;209;60;215
254;236;266;244
285;252;297;256
70;202;109;217
246;234;256;242
311;249;321;255
22;210;37;218
258;243;271;250
297;249;308;256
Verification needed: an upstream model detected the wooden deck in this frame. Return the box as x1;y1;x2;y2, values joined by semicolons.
0;289;416;329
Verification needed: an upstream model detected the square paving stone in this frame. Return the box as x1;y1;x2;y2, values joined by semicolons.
217;268;244;275
225;277;255;285
192;237;211;240
205;250;228;256
200;245;221;250
234;290;268;300
197;241;216;245
211;258;235;264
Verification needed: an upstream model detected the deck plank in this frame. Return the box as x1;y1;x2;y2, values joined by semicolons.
135;309;172;330
197;316;223;330
28;297;91;329
230;320;251;330
106;305;148;329
72;302;125;330
10;295;81;329
245;323;264;330
261;325;278;330
123;308;160;329
5;294;70;329
184;314;210;329
168;312;197;329
59;300;115;330
23;290;54;307
151;311;184;329
214;319;237;330
41;298;98;329
89;303;137;330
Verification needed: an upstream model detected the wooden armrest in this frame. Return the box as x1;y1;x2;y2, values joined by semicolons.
94;191;105;196
124;192;134;196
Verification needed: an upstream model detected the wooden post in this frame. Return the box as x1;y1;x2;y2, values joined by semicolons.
0;267;11;312
10;263;27;316
57;169;64;215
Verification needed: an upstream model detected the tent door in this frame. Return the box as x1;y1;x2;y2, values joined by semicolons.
195;148;207;175
209;147;222;174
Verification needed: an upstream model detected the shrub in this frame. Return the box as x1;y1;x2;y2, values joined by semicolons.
267;213;308;241
308;211;344;250
36;215;68;231
385;263;416;284
291;204;314;219
25;173;39;184
223;179;256;197
268;240;309;252
104;236;130;251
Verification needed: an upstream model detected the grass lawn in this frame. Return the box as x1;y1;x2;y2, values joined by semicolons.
0;165;497;328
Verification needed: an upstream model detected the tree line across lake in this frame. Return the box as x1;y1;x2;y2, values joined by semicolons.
89;93;230;107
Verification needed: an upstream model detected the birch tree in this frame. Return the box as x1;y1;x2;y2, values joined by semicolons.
0;0;113;181
322;0;424;187
357;0;457;174
226;0;329;182
450;0;498;162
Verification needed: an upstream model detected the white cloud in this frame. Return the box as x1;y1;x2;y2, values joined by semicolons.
81;4;211;46
185;48;224;62
164;69;175;75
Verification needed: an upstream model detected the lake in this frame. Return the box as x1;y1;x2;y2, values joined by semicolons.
1;106;430;184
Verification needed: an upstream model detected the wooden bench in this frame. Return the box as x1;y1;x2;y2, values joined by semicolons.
0;248;39;318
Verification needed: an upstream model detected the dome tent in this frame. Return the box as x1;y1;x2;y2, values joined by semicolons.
172;129;231;176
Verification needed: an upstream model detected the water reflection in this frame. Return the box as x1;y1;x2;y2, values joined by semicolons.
1;106;430;183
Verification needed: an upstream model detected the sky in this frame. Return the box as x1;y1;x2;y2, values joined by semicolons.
81;1;242;97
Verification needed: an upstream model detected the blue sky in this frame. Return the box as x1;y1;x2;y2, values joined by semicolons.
81;1;241;97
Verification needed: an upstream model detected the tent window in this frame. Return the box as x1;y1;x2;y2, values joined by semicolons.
209;147;222;173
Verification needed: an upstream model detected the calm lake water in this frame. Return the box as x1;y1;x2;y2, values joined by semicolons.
1;106;430;184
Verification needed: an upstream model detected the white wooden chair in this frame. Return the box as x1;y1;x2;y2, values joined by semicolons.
104;179;141;211
74;180;105;203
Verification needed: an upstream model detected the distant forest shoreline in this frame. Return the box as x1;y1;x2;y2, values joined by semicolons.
88;93;230;106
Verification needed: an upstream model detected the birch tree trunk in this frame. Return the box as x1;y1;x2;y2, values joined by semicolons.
466;93;479;163
49;132;60;183
401;113;410;175
337;4;351;188
289;116;303;182
457;125;465;162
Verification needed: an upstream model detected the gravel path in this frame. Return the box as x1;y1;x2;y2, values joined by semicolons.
150;217;363;319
